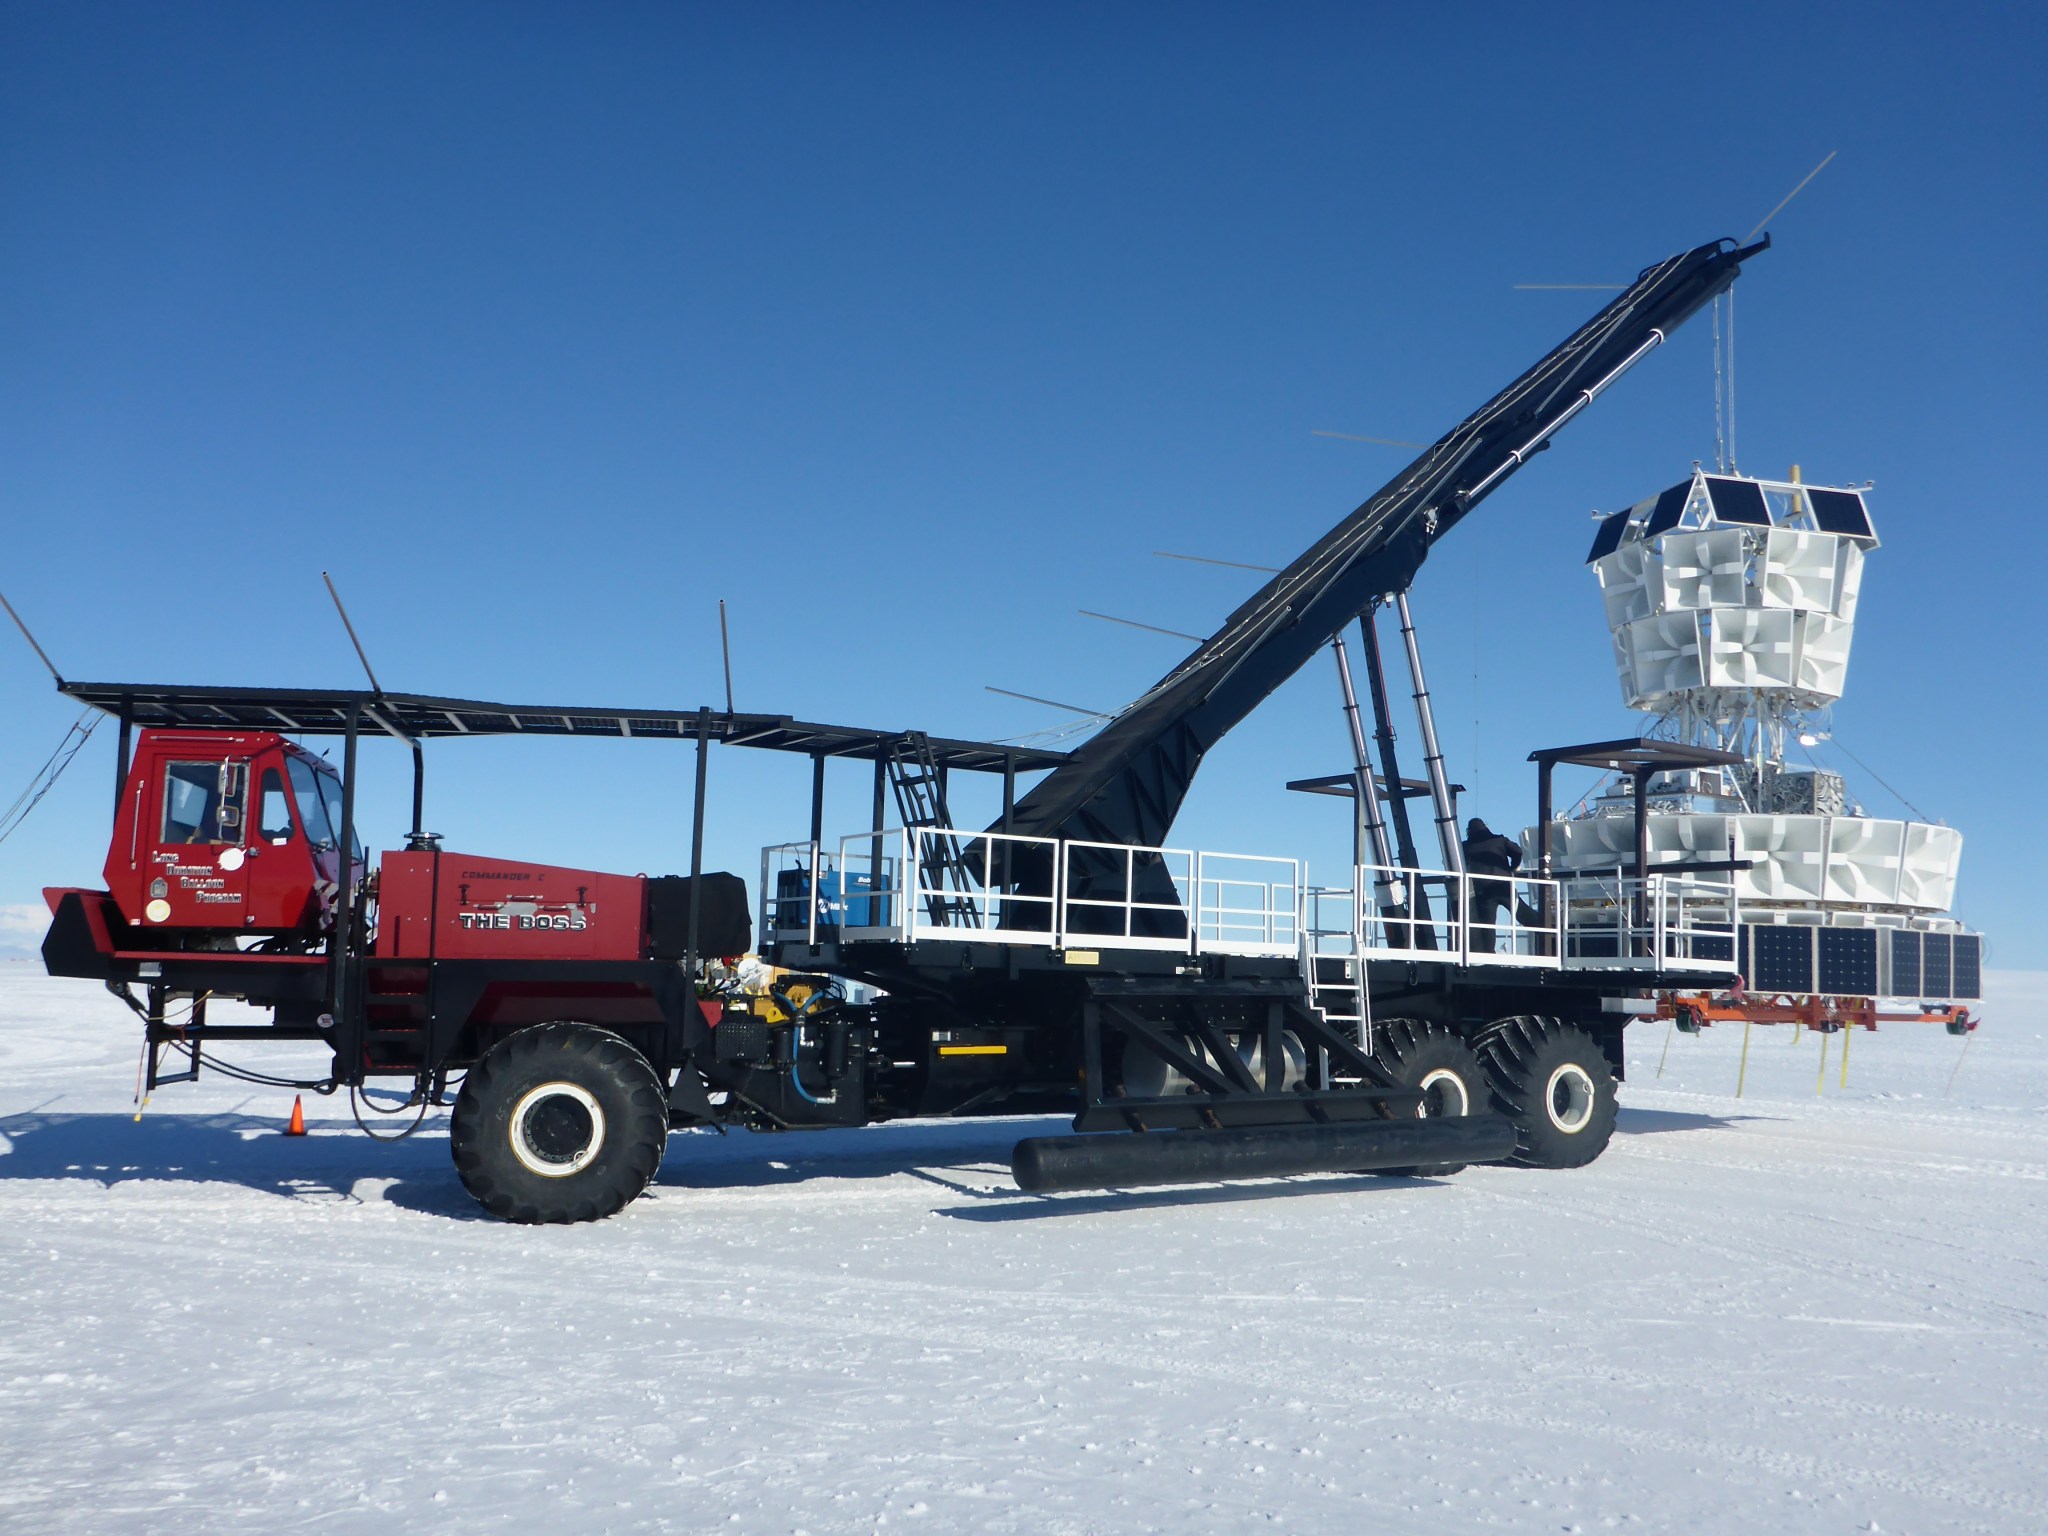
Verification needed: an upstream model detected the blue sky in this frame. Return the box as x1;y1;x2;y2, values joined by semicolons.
2;3;2042;964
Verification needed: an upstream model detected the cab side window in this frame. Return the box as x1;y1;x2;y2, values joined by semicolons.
258;769;294;843
161;761;247;846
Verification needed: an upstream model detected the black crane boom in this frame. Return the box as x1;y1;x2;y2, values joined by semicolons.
1003;235;1768;852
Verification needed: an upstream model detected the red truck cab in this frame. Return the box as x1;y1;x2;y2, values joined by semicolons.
104;729;357;935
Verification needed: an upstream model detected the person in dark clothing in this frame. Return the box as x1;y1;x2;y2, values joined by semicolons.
1462;817;1535;953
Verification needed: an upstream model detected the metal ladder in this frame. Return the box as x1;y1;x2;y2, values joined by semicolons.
1300;902;1371;1057
884;732;983;929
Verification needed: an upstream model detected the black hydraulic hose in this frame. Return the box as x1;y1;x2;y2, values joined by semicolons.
154;1040;334;1092
350;1083;432;1141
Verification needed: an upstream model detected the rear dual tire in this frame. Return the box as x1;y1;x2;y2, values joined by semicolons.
451;1022;669;1223
1482;1016;1617;1169
1370;1019;1483;1177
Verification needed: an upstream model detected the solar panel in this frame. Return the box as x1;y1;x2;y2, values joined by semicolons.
55;682;1074;769
1818;927;1879;994
1585;509;1632;564
1805;487;1876;540
1889;930;1922;996
1922;932;1953;997
1703;475;1771;526
1952;934;1982;999
1641;477;1697;538
1749;924;1815;993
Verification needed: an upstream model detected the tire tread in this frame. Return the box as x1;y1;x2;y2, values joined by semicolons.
1480;1016;1618;1169
449;1022;668;1223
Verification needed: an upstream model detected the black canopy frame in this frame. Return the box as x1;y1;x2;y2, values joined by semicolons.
1527;737;1752;932
61;679;1070;1025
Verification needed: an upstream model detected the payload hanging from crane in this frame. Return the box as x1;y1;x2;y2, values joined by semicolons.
1547;466;1976;1004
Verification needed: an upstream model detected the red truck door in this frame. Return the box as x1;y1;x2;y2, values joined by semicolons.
242;758;321;931
139;756;255;927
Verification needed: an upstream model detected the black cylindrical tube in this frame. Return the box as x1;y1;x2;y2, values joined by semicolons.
114;711;132;813
409;740;426;838
1012;1115;1517;1194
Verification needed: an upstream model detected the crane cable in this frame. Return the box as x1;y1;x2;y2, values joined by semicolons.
0;708;98;848
1817;735;1933;823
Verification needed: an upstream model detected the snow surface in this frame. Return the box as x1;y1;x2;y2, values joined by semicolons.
1;965;2045;1536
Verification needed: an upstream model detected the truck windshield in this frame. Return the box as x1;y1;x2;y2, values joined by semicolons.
286;756;359;857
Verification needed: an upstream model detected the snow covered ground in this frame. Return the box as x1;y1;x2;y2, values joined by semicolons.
1;965;2044;1536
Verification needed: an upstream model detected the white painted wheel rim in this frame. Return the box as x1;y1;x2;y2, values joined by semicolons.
509;1082;606;1178
1544;1063;1595;1134
1415;1066;1469;1119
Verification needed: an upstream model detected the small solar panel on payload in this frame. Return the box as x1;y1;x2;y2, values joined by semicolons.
1585;509;1631;564
1641;478;1696;537
1806;487;1877;540
1703;475;1772;526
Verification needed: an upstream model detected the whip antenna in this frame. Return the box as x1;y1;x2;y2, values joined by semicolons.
322;572;384;694
0;589;63;683
1153;550;1280;574
1746;150;1837;243
1311;430;1428;449
1079;610;1204;642
719;599;735;713
985;685;1111;718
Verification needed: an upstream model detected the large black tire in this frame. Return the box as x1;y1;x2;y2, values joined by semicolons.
1371;1018;1484;1176
1481;1016;1618;1169
450;1023;669;1223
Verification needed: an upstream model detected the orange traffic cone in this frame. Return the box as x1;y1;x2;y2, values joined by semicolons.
285;1095;307;1137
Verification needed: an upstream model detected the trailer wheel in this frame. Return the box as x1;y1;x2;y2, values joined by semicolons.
1481;1017;1617;1169
450;1023;668;1223
1369;1019;1482;1176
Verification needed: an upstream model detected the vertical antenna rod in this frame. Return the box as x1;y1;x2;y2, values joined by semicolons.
1713;296;1728;473
1725;283;1737;472
718;599;736;714
322;572;384;694
0;590;63;683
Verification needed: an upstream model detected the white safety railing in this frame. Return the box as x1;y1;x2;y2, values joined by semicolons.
759;829;1302;959
905;826;1063;944
758;838;906;944
1355;865;1462;961
1351;865;1564;968
1058;839;1197;952
761;838;1737;977
1649;869;1740;969
1558;868;1740;972
831;832;904;941
760;840;825;947
1194;851;1302;954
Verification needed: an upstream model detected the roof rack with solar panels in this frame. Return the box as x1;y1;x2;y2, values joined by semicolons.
55;681;1067;773
1584;468;1879;563
54;680;1068;983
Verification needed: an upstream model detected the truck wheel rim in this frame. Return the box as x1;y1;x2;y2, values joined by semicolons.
1415;1067;1469;1118
509;1082;606;1177
1544;1063;1595;1134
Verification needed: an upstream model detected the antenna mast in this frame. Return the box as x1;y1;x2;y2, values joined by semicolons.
0;589;64;684
322;572;384;694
